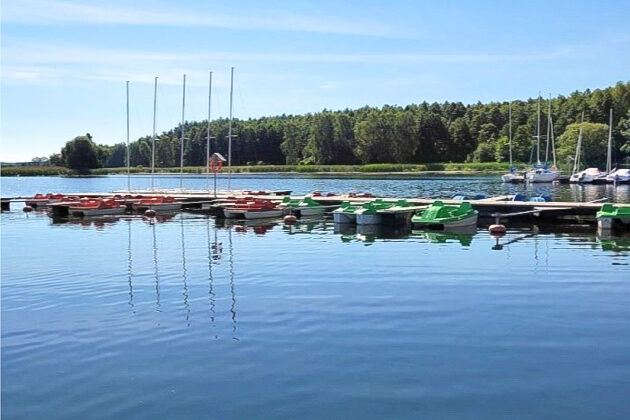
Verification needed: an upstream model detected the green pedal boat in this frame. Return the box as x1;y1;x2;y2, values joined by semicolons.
279;196;324;217
355;200;412;225
411;201;478;229
596;204;630;230
333;201;361;224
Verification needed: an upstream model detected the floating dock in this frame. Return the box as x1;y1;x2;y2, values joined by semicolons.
1;190;623;228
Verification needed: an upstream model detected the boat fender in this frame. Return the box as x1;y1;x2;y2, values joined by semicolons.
23;205;33;212
144;209;157;218
488;224;506;235
284;215;297;224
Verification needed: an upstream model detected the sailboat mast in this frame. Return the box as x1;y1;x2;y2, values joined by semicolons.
180;74;186;190
550;115;557;167
607;108;613;174
508;102;512;168
151;76;158;190
227;66;234;190
536;94;541;164
126;81;130;192
573;112;584;175
206;71;213;191
545;94;551;163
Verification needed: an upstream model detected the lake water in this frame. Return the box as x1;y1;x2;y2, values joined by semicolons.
2;175;630;419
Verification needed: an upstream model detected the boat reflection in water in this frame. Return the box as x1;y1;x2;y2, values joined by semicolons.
334;223;413;245
598;231;630;254
49;213;176;229
413;225;477;246
220;218;276;235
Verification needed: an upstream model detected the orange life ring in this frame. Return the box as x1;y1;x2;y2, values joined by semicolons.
210;159;223;172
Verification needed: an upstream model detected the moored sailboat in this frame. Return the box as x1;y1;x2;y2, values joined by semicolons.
570;113;603;183
526;95;559;183
501;102;525;183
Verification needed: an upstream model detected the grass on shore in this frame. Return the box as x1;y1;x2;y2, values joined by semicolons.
2;162;527;177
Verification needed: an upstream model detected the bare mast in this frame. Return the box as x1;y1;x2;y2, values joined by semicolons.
536;94;541;165
508;102;512;168
573;112;584;175
151;76;158;190
206;72;214;191
180;74;187;190
545;94;551;163
607;108;613;174
126;81;130;192
227;67;234;190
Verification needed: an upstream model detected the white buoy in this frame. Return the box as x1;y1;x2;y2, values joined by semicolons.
284;214;297;224
144;209;156;217
23;205;33;212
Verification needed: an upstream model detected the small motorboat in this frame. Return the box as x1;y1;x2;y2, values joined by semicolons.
606;168;630;184
411;201;478;229
332;201;360;224
501;172;525;183
597;204;630;231
569;167;603;184
278;196;324;217
69;198;126;217
223;199;283;220
132;196;182;212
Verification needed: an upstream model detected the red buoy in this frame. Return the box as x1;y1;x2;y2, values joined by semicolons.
489;224;507;235
284;215;297;224
23;205;33;212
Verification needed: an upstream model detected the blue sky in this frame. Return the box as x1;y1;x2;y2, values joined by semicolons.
2;0;629;161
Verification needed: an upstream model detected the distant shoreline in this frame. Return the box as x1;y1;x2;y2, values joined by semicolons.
1;163;529;177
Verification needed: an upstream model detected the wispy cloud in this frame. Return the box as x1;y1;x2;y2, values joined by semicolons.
1;41;585;86
3;43;581;67
2;0;407;38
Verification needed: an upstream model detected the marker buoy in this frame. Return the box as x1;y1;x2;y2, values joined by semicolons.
144;209;156;217
235;225;246;232
284;215;297;224
23;205;33;212
488;224;506;235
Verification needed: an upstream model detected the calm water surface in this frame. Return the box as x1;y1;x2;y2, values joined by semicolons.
2;175;630;419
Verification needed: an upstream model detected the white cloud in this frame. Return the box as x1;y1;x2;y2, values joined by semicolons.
1;0;407;38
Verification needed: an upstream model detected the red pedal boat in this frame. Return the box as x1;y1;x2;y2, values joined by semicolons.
223;199;283;219
69;198;126;217
131;196;182;212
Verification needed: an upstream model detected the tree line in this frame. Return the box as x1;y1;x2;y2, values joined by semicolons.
52;81;630;173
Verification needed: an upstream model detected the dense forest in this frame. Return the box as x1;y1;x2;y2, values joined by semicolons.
51;82;630;171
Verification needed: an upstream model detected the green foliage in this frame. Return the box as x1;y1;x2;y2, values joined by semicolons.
61;135;100;173
51;81;630;169
556;122;609;168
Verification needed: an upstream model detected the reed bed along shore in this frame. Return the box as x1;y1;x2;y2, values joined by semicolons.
1;162;531;177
